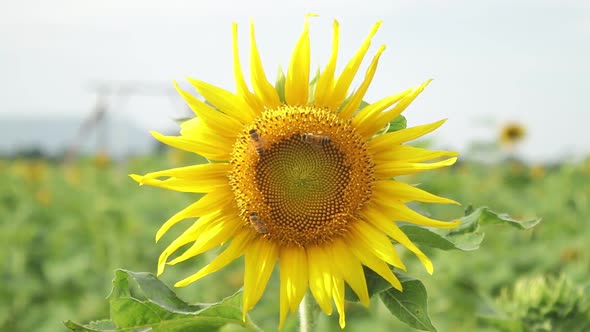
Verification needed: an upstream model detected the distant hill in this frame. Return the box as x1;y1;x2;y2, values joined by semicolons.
0;114;163;158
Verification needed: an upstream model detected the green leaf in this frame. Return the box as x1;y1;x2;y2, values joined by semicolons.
442;231;486;251
63;321;101;332
345;267;398;302
399;225;457;250
379;273;437;332
345;268;438;332
404;206;541;252
62;320;120;332
63;320;106;332
386;115;407;132
65;270;260;332
109;269;131;299
307;67;320;103
367;111;406;135
358;100;370;111
477;207;541;230
173;117;195;125
401;223;485;252
477;316;523;332
87;321;118;330
275;66;286;104
119;270;205;314
109;297;162;327
196;290;243;320
442;206;540;250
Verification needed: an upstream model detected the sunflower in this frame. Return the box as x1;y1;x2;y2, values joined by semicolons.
131;16;459;329
499;122;526;146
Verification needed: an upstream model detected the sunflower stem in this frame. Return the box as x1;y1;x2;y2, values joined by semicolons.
299;292;318;332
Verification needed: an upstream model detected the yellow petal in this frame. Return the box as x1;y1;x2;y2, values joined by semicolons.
174;230;255;287
346;235;403;291
352;87;413;128
349;220;406;270
243;238;279;318
285;15;312;105
372;145;459;164
157;212;217;275
179;118;237;154
325;21;382;110
137;162;230;181
358;79;432;138
249;20;281;109
232;22;264;114
373;200;460;229
158;211;240;275
374;157;458;178
313;20;339;107
167;214;243;266
338;45;386;119
368;119;447;152
361;205;434;274
150;131;231;161
332;275;346;329
136;177;225;194
278;246;308;329
180;118;236;156
283;246;309;311
187;78;255;124
174;82;244;136
307;245;333;315
180;117;241;153
331;238;370;306
372;180;460;205
155;188;233;242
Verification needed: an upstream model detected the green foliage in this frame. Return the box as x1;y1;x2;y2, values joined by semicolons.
1;155;588;331
344;266;406;303
379;273;436;332
275;66;322;104
358;100;370;112
400;225;461;250
64;270;259;332
307;68;320;103
480;274;590;332
372;114;407;136
386;115;407;133
342;206;539;331
275;67;286;104
402;206;540;251
349;98;407;135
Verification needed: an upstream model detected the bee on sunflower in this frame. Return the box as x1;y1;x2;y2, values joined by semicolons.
131;15;459;329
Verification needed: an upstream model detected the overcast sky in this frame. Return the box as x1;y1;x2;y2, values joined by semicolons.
1;0;588;161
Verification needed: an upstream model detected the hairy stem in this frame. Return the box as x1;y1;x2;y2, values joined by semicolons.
298;292;317;332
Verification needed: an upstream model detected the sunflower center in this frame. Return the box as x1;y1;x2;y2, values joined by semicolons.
507;128;522;140
230;105;374;247
257;134;349;229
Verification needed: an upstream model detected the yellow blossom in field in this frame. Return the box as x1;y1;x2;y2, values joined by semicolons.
167;149;188;165
63;165;82;186
529;165;546;180
499;122;526;146
35;189;52;206
12;160;48;184
94;151;111;169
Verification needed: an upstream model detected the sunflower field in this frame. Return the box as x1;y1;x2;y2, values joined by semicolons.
3;18;589;332
1;150;588;332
